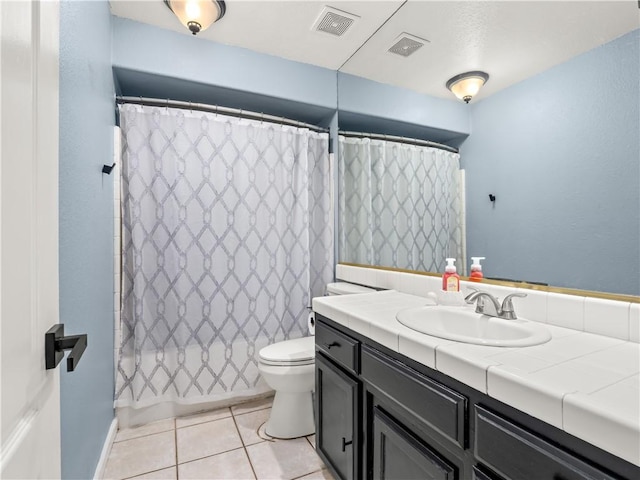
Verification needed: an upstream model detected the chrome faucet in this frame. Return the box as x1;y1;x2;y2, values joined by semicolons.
465;290;527;320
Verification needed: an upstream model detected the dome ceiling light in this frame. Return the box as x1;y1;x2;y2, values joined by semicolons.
164;0;226;36
446;71;489;104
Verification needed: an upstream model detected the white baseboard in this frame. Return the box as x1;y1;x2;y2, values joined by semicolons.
93;417;118;479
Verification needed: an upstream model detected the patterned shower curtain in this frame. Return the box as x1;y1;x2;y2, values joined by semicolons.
115;104;333;408
338;135;464;273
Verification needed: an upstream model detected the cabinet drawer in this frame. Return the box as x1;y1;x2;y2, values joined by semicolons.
361;345;467;448
474;405;617;480
316;320;360;374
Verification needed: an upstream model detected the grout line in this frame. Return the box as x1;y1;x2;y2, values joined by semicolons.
177;444;249;466
230;413;259;480
175;412;233;430
121;465;177;480
176;445;246;467
291;468;326;480
559;390;578;430
519;339;628;373
230;398;274;417
232;405;271;417
113;427;176;444
305;435;315;449
586;372;639;395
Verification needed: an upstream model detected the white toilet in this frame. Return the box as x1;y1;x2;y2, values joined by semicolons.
257;282;375;438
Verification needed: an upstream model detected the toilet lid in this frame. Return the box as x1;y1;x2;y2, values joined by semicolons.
259;337;315;365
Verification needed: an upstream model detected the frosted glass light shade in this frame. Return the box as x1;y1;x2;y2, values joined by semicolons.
164;0;226;35
446;71;489;103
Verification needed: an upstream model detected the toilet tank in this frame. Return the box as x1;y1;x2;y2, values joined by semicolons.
326;282;375;296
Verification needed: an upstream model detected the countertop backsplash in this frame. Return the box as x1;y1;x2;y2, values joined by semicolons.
334;264;639;343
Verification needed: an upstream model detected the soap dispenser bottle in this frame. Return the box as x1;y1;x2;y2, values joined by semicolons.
442;258;460;292
470;257;485;282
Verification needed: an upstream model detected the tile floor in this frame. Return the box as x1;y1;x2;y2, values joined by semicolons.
104;397;333;480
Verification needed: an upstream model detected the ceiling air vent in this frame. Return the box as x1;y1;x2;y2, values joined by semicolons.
313;6;359;37
388;33;429;57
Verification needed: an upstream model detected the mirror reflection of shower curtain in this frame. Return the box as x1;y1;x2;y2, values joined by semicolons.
339;136;464;274
115;104;333;408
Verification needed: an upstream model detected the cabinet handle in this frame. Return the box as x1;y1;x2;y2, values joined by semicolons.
324;341;339;349
341;437;353;452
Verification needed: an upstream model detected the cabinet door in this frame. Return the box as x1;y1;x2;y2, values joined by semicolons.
372;407;456;480
473;465;504;480
316;353;360;480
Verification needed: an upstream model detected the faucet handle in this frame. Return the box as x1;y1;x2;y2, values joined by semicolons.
500;293;527;319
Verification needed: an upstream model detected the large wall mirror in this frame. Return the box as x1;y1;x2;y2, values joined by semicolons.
335;1;639;297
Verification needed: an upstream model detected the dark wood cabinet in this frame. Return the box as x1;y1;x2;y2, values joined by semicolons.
371;406;456;480
361;345;467;449
474;406;617;480
315;352;361;480
313;314;639;480
472;465;504;480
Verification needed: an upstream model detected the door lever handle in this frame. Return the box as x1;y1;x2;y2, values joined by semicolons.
45;324;88;372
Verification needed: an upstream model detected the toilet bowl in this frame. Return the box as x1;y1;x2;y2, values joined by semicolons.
257;282;375;439
258;336;315;438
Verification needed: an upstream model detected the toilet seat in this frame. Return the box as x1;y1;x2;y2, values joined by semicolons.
258;337;314;367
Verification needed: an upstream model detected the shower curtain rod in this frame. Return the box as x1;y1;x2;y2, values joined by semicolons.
116;96;329;133
339;130;459;154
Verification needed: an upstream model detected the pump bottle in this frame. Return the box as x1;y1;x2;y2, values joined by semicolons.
442;258;460;292
470;257;485;282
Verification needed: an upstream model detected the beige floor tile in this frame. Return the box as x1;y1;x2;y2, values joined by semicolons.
115;418;175;443
178;447;256;479
231;396;274;416
246;437;325;480
295;469;334;480
177;416;243;464
176;407;232;429
104;431;176;480
306;434;316;449
127;466;177;479
235;408;271;446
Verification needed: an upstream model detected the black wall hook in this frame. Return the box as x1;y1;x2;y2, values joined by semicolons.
489;194;496;203
102;163;116;175
45;324;87;372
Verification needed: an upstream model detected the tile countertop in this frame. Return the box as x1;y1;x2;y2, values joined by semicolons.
312;290;640;467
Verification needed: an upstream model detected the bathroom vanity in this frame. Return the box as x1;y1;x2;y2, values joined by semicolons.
312;291;640;480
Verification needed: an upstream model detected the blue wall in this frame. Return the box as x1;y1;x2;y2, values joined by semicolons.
461;30;640;295
59;1;115;478
337;73;469;145
111;16;337;119
111;17;468;142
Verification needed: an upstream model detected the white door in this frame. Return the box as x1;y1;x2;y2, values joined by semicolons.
0;1;61;478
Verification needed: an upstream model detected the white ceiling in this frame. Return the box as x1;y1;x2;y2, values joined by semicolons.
109;0;640;101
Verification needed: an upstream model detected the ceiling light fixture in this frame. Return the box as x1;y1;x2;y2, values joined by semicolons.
446;71;489;104
164;0;226;36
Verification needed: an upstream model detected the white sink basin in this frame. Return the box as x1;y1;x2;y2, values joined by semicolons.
396;306;551;347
